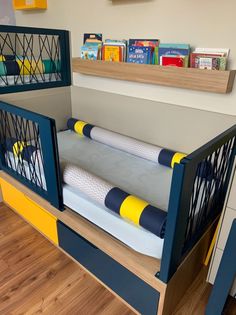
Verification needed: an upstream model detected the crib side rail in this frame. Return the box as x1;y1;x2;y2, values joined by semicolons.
0;25;71;94
0;101;63;210
160;124;236;283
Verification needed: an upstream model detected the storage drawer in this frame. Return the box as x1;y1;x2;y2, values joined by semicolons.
209;248;236;298
0;178;58;245
217;207;236;250
228;170;236;210
57;221;160;315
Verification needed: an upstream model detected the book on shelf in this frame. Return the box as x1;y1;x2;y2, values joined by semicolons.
102;45;123;62
129;39;159;64
127;46;153;64
81;46;99;60
103;39;127;61
158;43;190;66
190;48;229;70
83;33;103;45
81;33;103;60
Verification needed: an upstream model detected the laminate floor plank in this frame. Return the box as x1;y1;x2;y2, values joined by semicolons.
0;204;235;315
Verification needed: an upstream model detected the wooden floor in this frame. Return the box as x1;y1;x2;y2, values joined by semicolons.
0;204;235;315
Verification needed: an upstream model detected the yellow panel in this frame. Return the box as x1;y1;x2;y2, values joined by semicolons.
0;178;58;245
171;152;187;168
120;195;148;225
74;120;87;136
0;55;6;61
13;0;47;10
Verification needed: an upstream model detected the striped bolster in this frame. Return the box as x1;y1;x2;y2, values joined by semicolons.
158;149;187;168
0;59;60;76
105;187;166;238
67;118;94;138
67;117;186;169
5;138;37;163
62;164;167;238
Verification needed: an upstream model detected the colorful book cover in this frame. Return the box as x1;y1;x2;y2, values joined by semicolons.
192;56;227;70
197;57;219;70
129;39;159;64
102;45;122;62
81;46;99;60
104;40;127;61
158;44;190;64
191;53;227;70
191;53;222;67
127;46;153;64
129;39;159;47
83;33;102;45
161;55;185;67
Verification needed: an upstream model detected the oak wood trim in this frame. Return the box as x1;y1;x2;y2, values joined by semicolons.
160;220;217;315
72;58;236;94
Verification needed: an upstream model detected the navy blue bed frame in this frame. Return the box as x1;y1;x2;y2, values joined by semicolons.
0;101;63;209
160;125;236;282
0;25;71;94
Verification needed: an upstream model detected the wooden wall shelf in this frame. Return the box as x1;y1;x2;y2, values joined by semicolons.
72;58;236;94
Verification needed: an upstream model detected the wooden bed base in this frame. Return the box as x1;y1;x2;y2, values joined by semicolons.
0;171;215;315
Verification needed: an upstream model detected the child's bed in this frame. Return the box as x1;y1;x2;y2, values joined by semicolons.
0;25;236;315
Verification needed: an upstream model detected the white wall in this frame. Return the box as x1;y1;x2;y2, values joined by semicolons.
1;87;72;131
14;0;236;116
72;87;236;153
0;0;15;24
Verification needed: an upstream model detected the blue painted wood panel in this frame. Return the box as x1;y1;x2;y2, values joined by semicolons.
57;221;159;315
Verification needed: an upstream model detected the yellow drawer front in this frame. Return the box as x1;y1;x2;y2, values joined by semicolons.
0;178;58;245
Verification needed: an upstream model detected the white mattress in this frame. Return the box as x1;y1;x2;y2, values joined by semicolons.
58;131;173;209
58;131;173;258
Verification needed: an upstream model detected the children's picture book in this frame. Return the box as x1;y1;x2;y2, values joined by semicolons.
159;44;190;66
104;40;127;61
129;39;159;64
81;46;99;60
190;48;229;70
102;45;122;62
192;56;227;70
83;33;102;45
81;33;103;60
127;46;153;64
